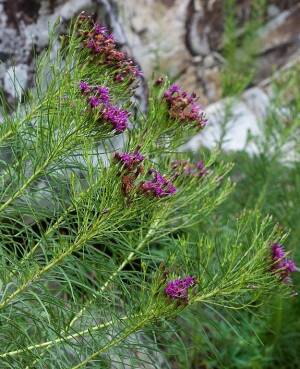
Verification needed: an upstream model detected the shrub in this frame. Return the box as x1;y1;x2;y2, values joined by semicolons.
0;14;294;368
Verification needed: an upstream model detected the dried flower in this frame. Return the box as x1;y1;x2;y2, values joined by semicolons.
140;169;176;198
271;242;297;283
80;20;142;84
165;276;197;301
121;175;135;197
163;84;207;130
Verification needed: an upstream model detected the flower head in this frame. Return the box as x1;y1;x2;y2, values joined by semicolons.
272;243;286;259
164;84;181;100
271;242;297;283
79;81;90;94
94;24;107;35
163;84;207;130
96;86;110;104
81;20;142;84
86;38;95;50
140;169;176;198
101;104;130;132
165;276;197;301
88;96;100;108
115;151;144;169
78;81;129;133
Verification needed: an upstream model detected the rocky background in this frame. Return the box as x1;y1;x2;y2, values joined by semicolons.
1;0;300;150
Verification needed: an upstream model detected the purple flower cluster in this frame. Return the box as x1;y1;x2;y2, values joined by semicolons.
171;159;208;178
163;84;207;130
79;81;129;133
114;150;145;197
165;276;197;301
78;14;142;84
196;160;208;176
96;86;110;104
101;104;130;133
113;151;176;199
271;243;297;283
115;151;145;170
80;81;110;105
140;169;176;198
79;81;90;94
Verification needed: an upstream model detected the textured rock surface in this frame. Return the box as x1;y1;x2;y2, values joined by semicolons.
0;0;95;100
114;0;300;105
1;0;299;103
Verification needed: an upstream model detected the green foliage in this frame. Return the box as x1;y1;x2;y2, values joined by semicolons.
221;0;266;97
215;66;300;369
0;15;284;369
175;63;300;368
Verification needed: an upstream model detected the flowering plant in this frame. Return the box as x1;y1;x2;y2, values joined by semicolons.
0;14;295;368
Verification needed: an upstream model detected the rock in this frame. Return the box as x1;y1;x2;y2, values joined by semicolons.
0;0;97;101
259;4;300;53
185;55;300;163
255;4;300;81
185;89;266;155
203;55;215;68
267;4;281;18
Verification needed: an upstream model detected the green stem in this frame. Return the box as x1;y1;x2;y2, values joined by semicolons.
24;220;161;368
68;219;160;327
0;314;133;359
0;158;52;213
71;314;153;369
0;222;102;310
0;101;45;145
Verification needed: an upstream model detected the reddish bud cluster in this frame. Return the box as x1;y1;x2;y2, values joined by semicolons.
114;152;176;199
78;13;142;84
163;84;207;130
114;150;145;197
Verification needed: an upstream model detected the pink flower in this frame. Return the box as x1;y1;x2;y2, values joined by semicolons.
101;104;129;132
115;151;144;169
165;276;197;301
79;81;90;94
88;96;100;108
141;170;176;198
271;242;297;283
